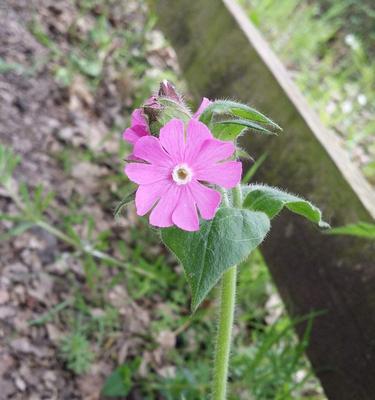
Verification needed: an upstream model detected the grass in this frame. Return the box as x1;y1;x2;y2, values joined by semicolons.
0;0;329;398
241;0;375;185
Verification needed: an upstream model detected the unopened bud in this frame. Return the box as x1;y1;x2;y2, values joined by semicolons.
158;80;182;103
143;96;163;124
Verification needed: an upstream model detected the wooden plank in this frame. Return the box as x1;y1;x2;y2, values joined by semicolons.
151;0;375;399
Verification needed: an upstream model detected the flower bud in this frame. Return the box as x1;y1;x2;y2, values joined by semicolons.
142;81;192;133
158;80;182;103
143;96;163;125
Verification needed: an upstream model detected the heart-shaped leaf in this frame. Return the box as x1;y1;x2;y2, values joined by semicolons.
161;208;270;311
243;184;329;228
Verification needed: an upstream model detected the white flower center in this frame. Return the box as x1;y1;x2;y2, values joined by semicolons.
172;163;193;185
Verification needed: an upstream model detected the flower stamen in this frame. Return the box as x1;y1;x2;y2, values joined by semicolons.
172;163;193;185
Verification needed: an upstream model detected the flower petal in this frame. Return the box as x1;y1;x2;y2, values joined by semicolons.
149;185;181;228
192;138;235;168
189;181;221;220
131;108;147;127
135;180;170;216
123;125;149;144
125;163;170;185
193;97;212;119
133;136;172;166
184;119;213;163
195;161;242;189
159;119;185;161
172;187;199;231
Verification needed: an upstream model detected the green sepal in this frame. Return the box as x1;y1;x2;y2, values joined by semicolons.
114;190;136;218
213;118;278;140
157;97;192;125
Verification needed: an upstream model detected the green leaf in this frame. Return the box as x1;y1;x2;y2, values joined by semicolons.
243;184;329;228
211;121;244;140
326;222;375;239
101;362;137;397
161;208;270;311
199;100;281;132
213;118;277;140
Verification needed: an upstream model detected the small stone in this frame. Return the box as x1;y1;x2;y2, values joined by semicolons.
14;376;27;391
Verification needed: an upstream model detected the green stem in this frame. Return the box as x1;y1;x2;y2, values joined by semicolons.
219;188;230;207
232;184;243;208
212;265;237;400
212;184;242;399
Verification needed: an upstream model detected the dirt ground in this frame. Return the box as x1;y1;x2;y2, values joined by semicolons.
0;1;181;399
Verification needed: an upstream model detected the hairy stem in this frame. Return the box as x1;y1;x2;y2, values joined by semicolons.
232;183;243;208
212;265;237;400
212;184;242;399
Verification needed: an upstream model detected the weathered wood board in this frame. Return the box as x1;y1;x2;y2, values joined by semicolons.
151;0;375;399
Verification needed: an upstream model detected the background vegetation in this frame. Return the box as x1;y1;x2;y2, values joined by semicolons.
242;0;375;184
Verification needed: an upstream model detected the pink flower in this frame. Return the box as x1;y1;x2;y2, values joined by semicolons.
193;97;212;119
123;97;212;156
122;108;150;158
125;118;242;231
